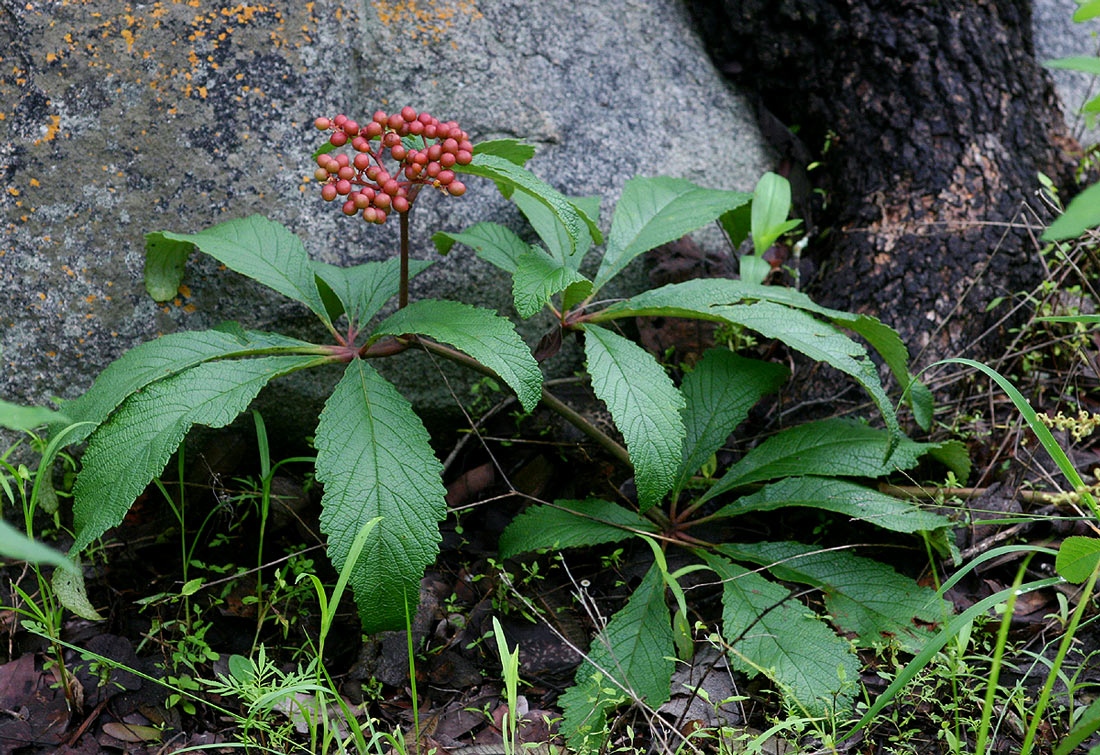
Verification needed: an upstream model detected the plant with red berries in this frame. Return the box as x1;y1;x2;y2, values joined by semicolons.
53;106;958;749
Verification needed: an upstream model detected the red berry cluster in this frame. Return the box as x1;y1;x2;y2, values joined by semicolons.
312;107;471;224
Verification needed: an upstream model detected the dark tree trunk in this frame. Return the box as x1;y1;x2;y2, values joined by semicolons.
689;0;1077;371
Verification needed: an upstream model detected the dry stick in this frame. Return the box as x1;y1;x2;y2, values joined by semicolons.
878;483;1079;506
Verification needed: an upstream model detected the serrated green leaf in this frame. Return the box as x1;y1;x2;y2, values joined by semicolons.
719;202;752;249
1044;55;1100;75
456;154;595;257
1056;536;1100;583
675;349;787;496
498;498;655;559
710;476;953;534
559;562;673;747
512;248;590;319
71;356;317;553
143;234;192;302
472;138;536;166
1075;0;1100;21
927;439;971;484
512;191;602;268
155;215;331;325
593;177;750;292
315;360;447;634
702;419;961;501
0;400;69;432
57;329;318;445
53;563;103;620
702;552;857;716
751;172;796;256
562;280;593;312
584;326;685;510
373;300;541;412
1043;181;1100;240
719;541;946;652
312;258;434;325
0;518;76;573
431;222;529;273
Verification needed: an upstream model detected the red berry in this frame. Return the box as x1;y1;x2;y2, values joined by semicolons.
424;124;437;139
383;132;400;147
336;179;352;195
335;153;350;167
413;151;429;165
396;122;409;137
316;153;330;167
404;164;421;179
456;150;472;165
353;192;371;209
376;170;391;184
408;120;424;135
390;144;407;161
417;112;433;125
363;187;376;201
458;140;474;152
392;195;410;212
330;131;347;147
351;136;369;152
373;110;387;124
313;167;329;181
338;166;355;181
401;106;417;122
342;199;357;215
374;193;391;209
314;117;331;130
334;114;348;127
321;184;338;201
440;152;456;168
326;162;339;175
376;211;387;225
427;144;442;161
354;153;371;171
447;181;466;196
442;138;458;154
426;161;442;177
387;113;404;129
383;179;399;196
365;121;383;138
437;170;455;185
343;120;359;136
366;166;381;181
364;207;377;223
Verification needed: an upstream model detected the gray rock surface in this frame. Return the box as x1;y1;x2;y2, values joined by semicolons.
0;0;770;437
1034;0;1100;145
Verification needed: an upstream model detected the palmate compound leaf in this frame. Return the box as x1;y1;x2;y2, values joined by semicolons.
701;551;858;716
700;418;970;504
710;476;953;534
592;177;751;292
372;300;542;412
71;356;320;553
431;222;529;273
498;498;656;560
558;561;673;748
511;247;591;319
583;325;685;511
718;542;947;652
314;359;447;634
511;190;601;270
311;257;434;325
55;329;320;445
675;349;788;498
152;215;331;326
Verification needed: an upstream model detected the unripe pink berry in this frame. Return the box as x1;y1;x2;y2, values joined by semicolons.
447;181;466;196
383;179;399;196
314;117;331;130
314;167;329;181
354;153;371;171
374;193;391;209
330;131;347;147
353;192;371;209
442;138;458;154
456;150;472;165
363;187;376;201
413;151;429;165
401;106;417;122
321;184;338;201
417;112;433;125
424;124;437;139
365;121;383;138
375;210;387;224
427;144;442;161
364;207;377;223
366;166;381;181
376;170;391;184
387;113;404;129
335;153;350;167
343;120;359;136
392;195;410;212
351;136;369;152
438;170;455;185
458;140;474;153
440;152;456;168
408;120;424;135
337;166;355;181
426;161;442;177
326;161;340;174
373;111;387;124
390;144;406;161
383;132;400;147
342;199;357;216
396;186;408;197
336;179;352;195
404;164;421;179
334;114;348;127
317;153;331;167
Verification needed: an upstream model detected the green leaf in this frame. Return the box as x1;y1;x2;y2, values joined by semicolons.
1055;694;1100;755
719;202;752;249
315;360;447;634
1043;181;1100;240
71;356;317;553
0;518;77;573
675;349;787;496
702;419;964;500
143;234;192;302
498;498;656;559
512;247;590;319
52;563;103;620
0;400;70;432
710;476;954;534
512;191;602;268
1075;0;1100;21
312;258;434;325
472;138;536;166
456;154;596;257
431;222;529;273
154;215;331;325
703;552;858;716
58;329;318;445
372;300;542;412
1056;536;1100;583
593;177;750;291
751;172;797;256
1043;55;1100;75
559;562;673;747
719;541;946;652
739;254;771;286
584;325;685;510
562;280;593;312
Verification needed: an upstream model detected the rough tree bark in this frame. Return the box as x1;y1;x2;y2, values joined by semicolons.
689;0;1077;372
